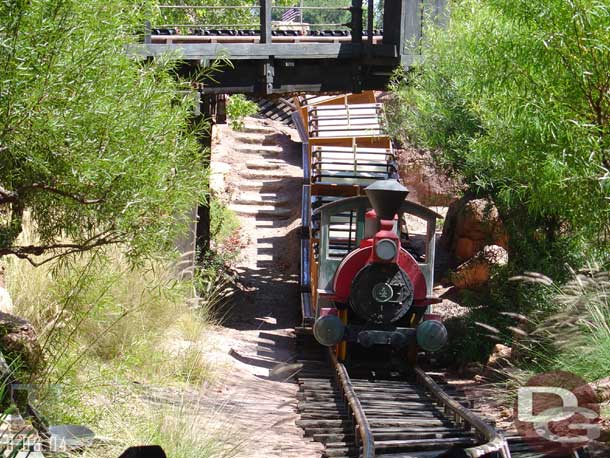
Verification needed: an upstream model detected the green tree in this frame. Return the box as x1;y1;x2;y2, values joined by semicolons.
389;0;610;269
0;0;207;265
154;1;261;30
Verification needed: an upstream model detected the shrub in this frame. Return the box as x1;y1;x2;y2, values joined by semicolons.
227;95;259;131
0;0;208;264
519;269;610;381
388;0;610;269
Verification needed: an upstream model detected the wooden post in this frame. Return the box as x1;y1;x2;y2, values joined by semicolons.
260;0;272;44
175;92;208;279
144;20;151;44
382;0;421;54
196;94;213;263
367;0;374;45
351;0;363;45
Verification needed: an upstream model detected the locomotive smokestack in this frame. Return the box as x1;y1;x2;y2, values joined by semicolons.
365;180;409;220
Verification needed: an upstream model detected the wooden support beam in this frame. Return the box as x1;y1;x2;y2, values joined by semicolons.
260;0;272;44
144;20;151;44
383;0;421;53
402;0;422;54
130;42;368;60
351;0;363;45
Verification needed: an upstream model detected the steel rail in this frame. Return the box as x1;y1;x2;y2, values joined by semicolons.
321;354;511;458
329;349;375;458
414;367;512;458
154;23;349;29
158;5;259;9
274;6;351;10
155;24;259;28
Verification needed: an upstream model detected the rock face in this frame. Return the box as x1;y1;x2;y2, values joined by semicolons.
441;195;508;263
0;312;41;371
396;146;460;207
450;245;508;289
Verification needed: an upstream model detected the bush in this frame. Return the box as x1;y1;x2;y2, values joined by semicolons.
516;269;610;381
5;246;219;423
227;95;258;131
388;0;610;269
0;0;207;264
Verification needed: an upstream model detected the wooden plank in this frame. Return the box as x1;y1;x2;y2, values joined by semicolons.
311;183;362;197
403;0;422;54
130;42;364;60
309;136;390;149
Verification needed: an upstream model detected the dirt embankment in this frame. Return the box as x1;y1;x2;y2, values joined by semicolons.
204;115;322;458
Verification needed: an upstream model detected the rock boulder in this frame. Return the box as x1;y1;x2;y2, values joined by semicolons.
442;195;508;263
0;312;41;371
486;343;512;368
450;245;508;289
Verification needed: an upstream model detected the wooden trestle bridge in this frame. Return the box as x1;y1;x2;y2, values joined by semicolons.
132;0;447;95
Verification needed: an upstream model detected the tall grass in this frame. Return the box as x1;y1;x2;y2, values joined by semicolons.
2;243;235;454
496;269;610;391
532;270;610;381
75;391;243;458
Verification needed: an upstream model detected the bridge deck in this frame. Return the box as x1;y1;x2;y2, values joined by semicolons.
135;0;446;94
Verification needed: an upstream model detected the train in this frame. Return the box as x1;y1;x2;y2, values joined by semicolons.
293;92;448;364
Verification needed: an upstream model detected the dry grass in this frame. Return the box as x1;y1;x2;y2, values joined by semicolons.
73;389;244;458
490;268;610;410
2;231;237;455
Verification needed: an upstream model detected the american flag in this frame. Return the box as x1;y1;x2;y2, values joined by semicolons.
281;7;299;22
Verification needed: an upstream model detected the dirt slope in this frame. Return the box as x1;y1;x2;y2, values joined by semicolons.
206;116;322;458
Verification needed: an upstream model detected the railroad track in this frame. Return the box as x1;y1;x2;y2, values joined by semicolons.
294;337;586;458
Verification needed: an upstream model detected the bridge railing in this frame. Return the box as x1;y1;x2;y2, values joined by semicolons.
147;1;376;44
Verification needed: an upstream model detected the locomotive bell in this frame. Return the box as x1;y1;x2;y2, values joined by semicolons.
365;180;409;220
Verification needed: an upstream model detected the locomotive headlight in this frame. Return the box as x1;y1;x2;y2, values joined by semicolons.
375;239;398;261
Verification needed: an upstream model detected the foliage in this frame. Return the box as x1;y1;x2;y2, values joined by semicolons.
513;269;610;381
389;0;610;268
0;0;208;264
439;267;555;364
154;0;261;30
75;391;243;458
281;0;350;28
227;95;259;131
155;0;292;30
274;0;379;30
4;244;226;428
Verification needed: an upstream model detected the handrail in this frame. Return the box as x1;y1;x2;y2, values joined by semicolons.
414;367;512;458
158;5;259;9
329;349;375;458
153;1;361;35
